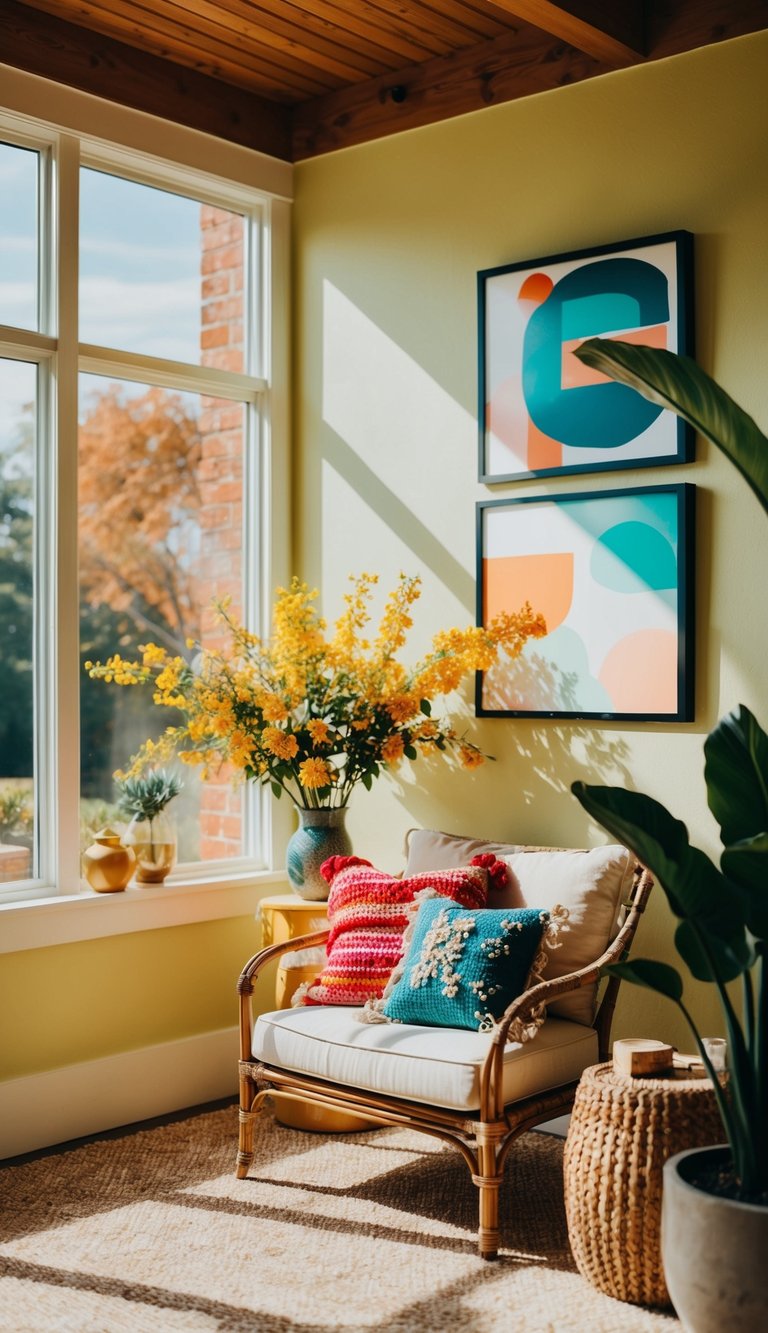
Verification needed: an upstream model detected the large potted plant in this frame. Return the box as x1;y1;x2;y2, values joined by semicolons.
572;337;767;1332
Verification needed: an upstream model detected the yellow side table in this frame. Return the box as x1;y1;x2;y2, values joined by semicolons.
258;893;329;1008
257;893;377;1133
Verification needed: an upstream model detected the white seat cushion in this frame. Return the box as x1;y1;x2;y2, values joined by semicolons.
252;1006;598;1113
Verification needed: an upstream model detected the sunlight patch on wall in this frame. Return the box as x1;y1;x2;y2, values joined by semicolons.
320;460;469;653
322;280;476;570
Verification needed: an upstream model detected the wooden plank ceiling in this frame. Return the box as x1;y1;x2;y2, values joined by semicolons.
1;1;767;161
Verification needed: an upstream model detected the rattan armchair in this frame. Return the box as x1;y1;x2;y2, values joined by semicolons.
236;855;653;1260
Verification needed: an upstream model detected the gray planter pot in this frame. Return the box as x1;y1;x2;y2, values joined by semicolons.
662;1145;768;1332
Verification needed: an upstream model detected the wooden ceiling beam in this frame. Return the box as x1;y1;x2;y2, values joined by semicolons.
647;0;768;58
0;0;293;160
292;21;608;159
20;0;342;98
483;1;647;65
293;0;768;159
1;1;765;163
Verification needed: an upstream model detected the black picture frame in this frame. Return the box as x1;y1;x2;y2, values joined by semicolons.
478;230;694;483
476;482;696;722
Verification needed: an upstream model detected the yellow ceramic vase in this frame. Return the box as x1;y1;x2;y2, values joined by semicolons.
83;827;136;893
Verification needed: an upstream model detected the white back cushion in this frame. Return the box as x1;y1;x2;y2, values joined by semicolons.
405;831;635;1025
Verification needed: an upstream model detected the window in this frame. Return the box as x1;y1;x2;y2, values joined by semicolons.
0;140;38;331
0;358;37;885
0;115;280;903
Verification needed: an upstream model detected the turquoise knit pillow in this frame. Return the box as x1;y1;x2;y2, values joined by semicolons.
378;899;548;1032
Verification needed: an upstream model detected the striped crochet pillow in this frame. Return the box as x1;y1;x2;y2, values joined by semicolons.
298;853;505;1008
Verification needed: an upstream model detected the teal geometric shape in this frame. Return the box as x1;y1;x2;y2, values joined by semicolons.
560;292;642;341
528;626;614;712
591;521;677;593
522;258;669;449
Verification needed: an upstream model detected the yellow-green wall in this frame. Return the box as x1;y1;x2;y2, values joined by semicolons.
293;32;768;1048
3;34;767;1088
0;915;271;1080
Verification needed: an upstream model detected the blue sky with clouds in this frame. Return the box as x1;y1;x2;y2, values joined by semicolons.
79;167;201;362
1;143;210;446
0;142;37;331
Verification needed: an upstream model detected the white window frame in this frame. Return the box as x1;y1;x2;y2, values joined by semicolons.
0;70;293;951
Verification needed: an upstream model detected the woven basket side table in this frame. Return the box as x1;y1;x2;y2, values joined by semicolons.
563;1061;723;1307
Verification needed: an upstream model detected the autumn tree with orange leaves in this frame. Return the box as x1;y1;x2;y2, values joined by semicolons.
78;383;204;795
79;383;202;659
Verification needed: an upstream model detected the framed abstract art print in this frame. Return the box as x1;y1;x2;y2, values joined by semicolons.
476;483;695;722
478;231;694;483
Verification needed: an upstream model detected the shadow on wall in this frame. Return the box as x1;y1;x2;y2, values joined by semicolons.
312;281;639;836
316;279;477;609
393;732;634;845
320;424;475;612
376;665;635;849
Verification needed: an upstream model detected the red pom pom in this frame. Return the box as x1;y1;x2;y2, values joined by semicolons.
320;855;371;884
470;853;508;892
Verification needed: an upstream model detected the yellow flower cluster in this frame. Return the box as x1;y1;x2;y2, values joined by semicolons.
86;573;546;809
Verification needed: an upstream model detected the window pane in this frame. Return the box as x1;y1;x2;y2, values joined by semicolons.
0;359;37;884
0;142;38;332
79;169;245;370
78;374;248;866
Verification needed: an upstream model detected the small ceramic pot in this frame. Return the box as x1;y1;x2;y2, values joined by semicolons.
83;827;136;893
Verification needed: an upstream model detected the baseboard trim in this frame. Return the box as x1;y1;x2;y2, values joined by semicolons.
0;1026;239;1160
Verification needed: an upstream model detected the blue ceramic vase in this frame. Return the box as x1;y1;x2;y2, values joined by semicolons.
286;807;352;901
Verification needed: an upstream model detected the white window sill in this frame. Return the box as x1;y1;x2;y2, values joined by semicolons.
0;870;288;954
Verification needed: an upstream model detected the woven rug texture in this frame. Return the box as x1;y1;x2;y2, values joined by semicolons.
0;1104;679;1332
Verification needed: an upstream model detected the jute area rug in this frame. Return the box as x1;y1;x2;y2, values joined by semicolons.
0;1103;678;1333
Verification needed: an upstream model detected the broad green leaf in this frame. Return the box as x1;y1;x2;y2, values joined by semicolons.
572;782;719;917
603;958;684;1002
572;781;746;979
704;705;768;844
575;339;768;516
270;782;282;799
674;918;751;984
404;744;418;761
721;833;768;938
420;699;432;716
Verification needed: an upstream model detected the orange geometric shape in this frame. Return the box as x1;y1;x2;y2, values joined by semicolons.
484;553;573;634
487;378;528;467
561;324;669;389
518;272;554;305
526;417;562;471
598;629;678;714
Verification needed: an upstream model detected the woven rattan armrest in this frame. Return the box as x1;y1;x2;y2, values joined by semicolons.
238;927;331;1062
476;863;653;1117
237;927;331;995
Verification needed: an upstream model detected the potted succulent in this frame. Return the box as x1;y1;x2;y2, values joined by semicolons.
571;337;767;1332
116;768;183;884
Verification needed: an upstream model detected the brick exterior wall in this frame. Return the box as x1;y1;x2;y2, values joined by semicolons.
197;205;245;860
0;843;32;884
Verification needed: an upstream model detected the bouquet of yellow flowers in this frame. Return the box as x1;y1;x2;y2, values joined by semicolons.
86;573;545;809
